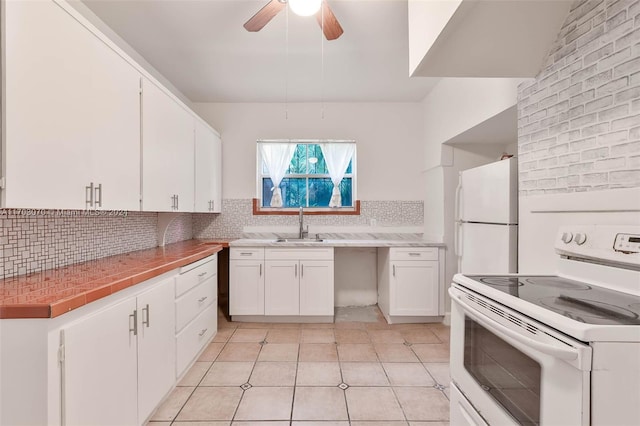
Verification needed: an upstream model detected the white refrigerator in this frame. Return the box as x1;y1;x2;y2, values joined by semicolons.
455;157;518;274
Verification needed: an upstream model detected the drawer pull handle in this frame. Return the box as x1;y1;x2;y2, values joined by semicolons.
393;265;396;277
198;272;208;278
198;296;208;303
198;328;208;337
260;264;262;276
409;252;421;256
240;252;252;256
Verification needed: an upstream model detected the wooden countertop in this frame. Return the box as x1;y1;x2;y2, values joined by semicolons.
0;240;225;319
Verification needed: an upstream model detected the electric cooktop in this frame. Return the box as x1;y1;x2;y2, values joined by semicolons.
466;275;640;326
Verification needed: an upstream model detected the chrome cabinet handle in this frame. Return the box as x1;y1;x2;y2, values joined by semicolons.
393;265;396;277
240;252;252;256
408;252;420;257
198;328;208;337
301;264;304;278
94;183;102;208
295;263;298;277
259;263;262;276
176;194;179;210
85;182;94;208
198;272;208;278
142;304;150;328
198;296;208;303
129;310;138;336
170;195;175;210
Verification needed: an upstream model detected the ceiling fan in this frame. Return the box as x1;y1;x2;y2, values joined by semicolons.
244;0;344;40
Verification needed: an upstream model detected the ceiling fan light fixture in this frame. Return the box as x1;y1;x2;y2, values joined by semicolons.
288;0;321;17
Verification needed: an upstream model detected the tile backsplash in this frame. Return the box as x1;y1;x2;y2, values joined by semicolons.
193;199;424;239
0;210;193;280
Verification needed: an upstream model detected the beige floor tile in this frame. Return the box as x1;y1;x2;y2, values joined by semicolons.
236;322;274;329
334;321;366;330
424;362;451;387
266;329;301;343
292;387;348;421
394;387;449;421
269;322;302;329
411;343;450;363
234;387;294;421
368;329;406;343
217;343;262;362
335;329;370;344
382;363;435;386
400;329;441;344
364;321;393;330
174;422;231;426
390;323;430;330
374;343;420;362
409;423;449;426
213;328;235;342
198;342;225;361
178;362;211;386
340;362;389;386
296;362;342;386
345;387;405;421
352;422;408;426
200;362;254;386
230;328;268;343
336;344;378;362
257;343;299;361
443;387;450;400
249;361;297;386
301;329;336;343
299;343;338;361
176;387;242;421
146;422;171;426
429;325;451;343
150;387;194;421
302;322;335;329
232;422;288;426
292;422;349;426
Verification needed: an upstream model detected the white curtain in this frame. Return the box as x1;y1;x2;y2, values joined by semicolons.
259;143;297;207
319;142;355;207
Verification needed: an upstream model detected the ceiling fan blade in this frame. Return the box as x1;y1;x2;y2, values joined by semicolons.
244;0;286;32
315;0;344;40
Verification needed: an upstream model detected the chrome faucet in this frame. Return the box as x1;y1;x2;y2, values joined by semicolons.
299;206;308;239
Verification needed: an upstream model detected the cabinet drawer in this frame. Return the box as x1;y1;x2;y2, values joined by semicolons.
176;303;217;377
265;247;334;261
389;247;438;261
175;277;217;333
176;256;217;297
230;247;265;260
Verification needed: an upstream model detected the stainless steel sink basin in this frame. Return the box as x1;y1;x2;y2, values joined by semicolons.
275;238;324;243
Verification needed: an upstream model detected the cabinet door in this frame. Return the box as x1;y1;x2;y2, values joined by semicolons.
211;132;223;213
391;261;439;316
264;260;299;315
229;260;265;315
137;277;176;424
63;297;138;426
194;121;217;212
88;38;141;211
141;78;195;212
300;260;334;315
4;0;93;209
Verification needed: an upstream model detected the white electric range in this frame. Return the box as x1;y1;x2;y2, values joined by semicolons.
449;225;640;425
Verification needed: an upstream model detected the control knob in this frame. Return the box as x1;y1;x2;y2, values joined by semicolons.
561;232;573;244
574;233;587;245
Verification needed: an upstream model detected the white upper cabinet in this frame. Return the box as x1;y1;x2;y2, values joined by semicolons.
141;78;195;212
3;0;140;210
194;120;222;213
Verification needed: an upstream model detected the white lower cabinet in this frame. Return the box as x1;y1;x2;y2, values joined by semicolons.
229;248;265;316
175;255;218;378
378;247;443;323
63;276;175;426
230;247;334;319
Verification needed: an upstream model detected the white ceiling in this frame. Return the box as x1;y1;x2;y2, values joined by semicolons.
80;0;439;103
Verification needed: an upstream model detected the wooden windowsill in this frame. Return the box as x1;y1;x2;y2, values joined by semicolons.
253;199;361;215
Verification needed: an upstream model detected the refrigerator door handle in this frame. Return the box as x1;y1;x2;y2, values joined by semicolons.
454;221;461;257
455;175;463;222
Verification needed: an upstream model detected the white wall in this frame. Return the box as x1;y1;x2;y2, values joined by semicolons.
194;102;426;201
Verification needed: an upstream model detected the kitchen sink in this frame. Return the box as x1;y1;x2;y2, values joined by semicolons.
275;238;325;243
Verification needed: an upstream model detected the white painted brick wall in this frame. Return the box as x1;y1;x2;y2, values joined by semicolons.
518;0;640;195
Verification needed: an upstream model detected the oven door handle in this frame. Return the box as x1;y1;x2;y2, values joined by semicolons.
451;289;579;361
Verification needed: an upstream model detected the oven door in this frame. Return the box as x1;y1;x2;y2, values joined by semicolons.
449;285;592;426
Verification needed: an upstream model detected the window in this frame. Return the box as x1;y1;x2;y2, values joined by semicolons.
257;140;356;211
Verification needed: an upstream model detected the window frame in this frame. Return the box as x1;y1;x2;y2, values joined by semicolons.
255;139;359;215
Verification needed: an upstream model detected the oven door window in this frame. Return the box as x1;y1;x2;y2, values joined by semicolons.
464;317;541;425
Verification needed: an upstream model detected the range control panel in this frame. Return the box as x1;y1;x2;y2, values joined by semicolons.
614;233;640;254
